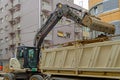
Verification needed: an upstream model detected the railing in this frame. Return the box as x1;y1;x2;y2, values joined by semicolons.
9;4;21;14
9;16;21;25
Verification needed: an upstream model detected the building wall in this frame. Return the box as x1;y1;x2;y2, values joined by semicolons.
20;0;39;46
89;0;120;36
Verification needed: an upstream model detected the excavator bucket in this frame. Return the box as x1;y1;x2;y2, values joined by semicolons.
82;14;115;34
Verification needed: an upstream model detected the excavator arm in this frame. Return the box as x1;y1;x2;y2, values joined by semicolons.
34;3;83;48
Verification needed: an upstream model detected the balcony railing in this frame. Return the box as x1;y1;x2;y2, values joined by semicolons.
9;31;15;36
42;0;51;3
9;4;21;14
9;41;15;48
9;16;21;25
9;38;16;48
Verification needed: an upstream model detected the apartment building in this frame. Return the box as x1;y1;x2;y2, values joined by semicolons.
89;0;120;38
0;0;14;70
0;0;39;71
0;0;86;71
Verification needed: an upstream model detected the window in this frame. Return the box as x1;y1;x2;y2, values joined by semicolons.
0;28;3;34
0;8;3;13
57;31;64;37
28;49;35;59
5;4;8;9
19;49;24;58
5;15;9;20
5;37;8;42
89;3;103;15
5;25;9;31
0;18;3;23
0;39;3;44
79;1;83;7
65;32;71;38
5;48;8;54
103;0;119;12
94;6;98;14
66;19;71;24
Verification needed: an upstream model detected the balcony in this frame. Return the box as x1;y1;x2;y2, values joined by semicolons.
9;16;21;25
42;0;51;3
8;28;15;36
9;38;16;48
9;41;15;48
9;8;15;14
14;4;21;11
9;4;21;14
9;31;15;36
42;2;52;13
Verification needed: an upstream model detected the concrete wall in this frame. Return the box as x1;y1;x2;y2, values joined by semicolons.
20;0;39;46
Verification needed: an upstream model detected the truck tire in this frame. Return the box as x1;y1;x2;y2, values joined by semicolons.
30;75;43;80
3;73;15;80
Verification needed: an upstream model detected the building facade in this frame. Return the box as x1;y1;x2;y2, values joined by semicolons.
89;0;120;37
0;0;86;71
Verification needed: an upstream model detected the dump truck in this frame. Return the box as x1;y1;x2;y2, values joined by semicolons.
3;3;117;80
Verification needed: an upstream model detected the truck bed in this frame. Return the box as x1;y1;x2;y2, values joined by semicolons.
40;40;120;79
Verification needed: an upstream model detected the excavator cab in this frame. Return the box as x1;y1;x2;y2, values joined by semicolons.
17;46;38;69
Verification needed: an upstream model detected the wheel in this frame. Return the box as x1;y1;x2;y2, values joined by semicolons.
3;73;15;80
30;75;43;80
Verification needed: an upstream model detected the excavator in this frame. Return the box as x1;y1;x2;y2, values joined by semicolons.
3;3;115;80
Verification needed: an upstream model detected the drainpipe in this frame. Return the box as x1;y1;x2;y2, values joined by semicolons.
38;0;41;29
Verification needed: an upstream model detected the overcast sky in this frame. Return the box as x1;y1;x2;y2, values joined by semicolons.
74;0;88;9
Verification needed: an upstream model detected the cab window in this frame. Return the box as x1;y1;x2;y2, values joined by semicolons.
28;49;35;59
